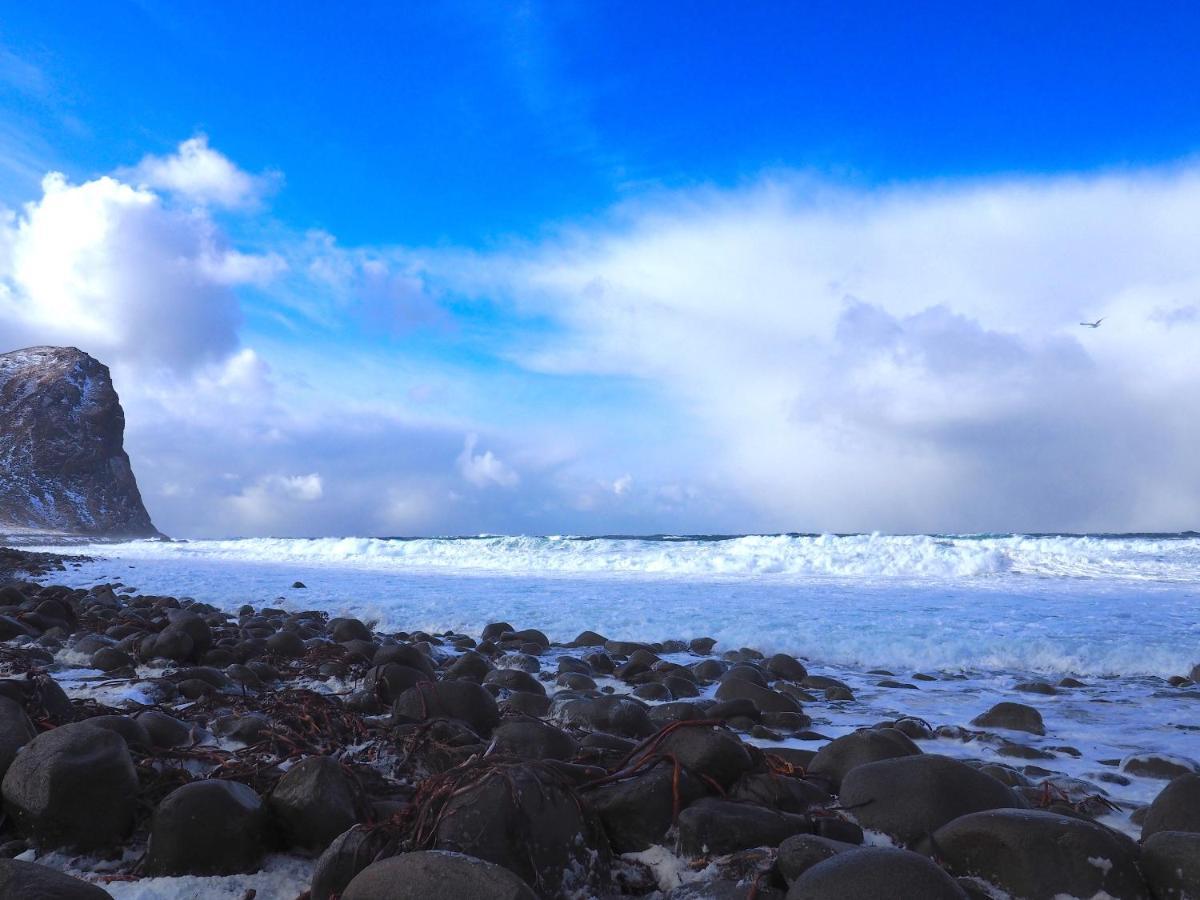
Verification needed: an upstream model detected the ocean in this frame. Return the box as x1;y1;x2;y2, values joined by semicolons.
27;531;1200;840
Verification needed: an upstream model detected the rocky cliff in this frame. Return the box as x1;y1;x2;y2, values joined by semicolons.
0;346;159;538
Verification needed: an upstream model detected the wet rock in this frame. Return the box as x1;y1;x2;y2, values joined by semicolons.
715;677;801;714
823;684;855;701
501;692;552;718
730;773;830;813
1;722;137;850
269;755;367;854
372;643;436;676
807;728;921;791
929;809;1148;900
656;724;755;788
434;763;611;896
0;697;36;779
366;663;429;703
1141;830;1200;900
787;847;968;899
588;760;710;852
483;668;546;696
136;710;193;747
0;858;112;898
310;825;397;900
342;851;537;900
554;695;655;739
839;754;1024;847
766;653;808;682
570;630;608;647
1121;752;1199;781
328;617;372;642
444;649;491;682
676;797;811;855
490;719;577;760
265;630;306;658
392;679;500;737
90;646;133;672
1014;681;1058;695
970;701;1045;735
1142;773;1200;838
81;715;151;748
146;780;268;875
775;834;858;884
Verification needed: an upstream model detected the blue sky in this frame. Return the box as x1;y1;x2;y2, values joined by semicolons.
2;3;1200;536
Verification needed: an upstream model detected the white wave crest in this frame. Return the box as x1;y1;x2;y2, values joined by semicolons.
54;532;1200;581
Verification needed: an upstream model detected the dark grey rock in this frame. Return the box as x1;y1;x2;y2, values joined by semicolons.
587;760;710;852
0;346;159;537
807;728;921;791
786;847;967;899
676;797;811;855
310;825;397;900
775;834;858;885
553;695;655;739
1;722;137;850
0;858;112;898
342;851;537;900
658;724;754;789
839;754;1024;847
434;763;611;896
269;756;366;854
1143;774;1200;838
146;780;268;875
970;701;1045;735
929;809;1148;900
392;679;499;737
0;696;36;780
1141;831;1200;900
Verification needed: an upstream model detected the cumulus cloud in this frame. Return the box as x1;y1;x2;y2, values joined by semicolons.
0;168;280;372
130;135;274;209
432;165;1200;532
457;434;520;488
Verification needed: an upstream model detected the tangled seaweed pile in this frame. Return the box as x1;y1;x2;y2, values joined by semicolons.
0;549;1198;899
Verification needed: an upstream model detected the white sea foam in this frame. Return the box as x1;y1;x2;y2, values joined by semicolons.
39;532;1200;580
27;533;1200;678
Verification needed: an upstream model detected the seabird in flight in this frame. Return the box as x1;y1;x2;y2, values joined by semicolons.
1079;318;1104;328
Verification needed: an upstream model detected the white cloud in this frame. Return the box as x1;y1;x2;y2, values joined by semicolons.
130;135;272;209
0;169;281;372
433;165;1200;532
457;433;520;488
612;474;633;495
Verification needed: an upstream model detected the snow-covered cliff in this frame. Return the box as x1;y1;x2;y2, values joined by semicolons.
0;346;159;538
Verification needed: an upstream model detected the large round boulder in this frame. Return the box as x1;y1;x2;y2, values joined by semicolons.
786;847;967;899
1;722;137;850
658;724;755;789
676;797;812;856
1140;831;1200;900
929;809;1149;900
269;756;367;853
0;696;36;780
807;728;920;791
342;851;537;900
553;695;655;739
392;679;499;738
0;859;112;899
433;762;611;897
970;701;1045;735
1142;773;1200;839
839;754;1023;846
145;779;268;876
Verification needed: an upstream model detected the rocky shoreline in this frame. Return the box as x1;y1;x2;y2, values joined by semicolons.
0;546;1197;899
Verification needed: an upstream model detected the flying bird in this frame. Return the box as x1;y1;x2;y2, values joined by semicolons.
1079;318;1105;328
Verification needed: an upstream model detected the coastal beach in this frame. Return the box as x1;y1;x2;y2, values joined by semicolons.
1;535;1197;897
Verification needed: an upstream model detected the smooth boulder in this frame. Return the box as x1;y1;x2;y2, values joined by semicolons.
807;728;920;790
342;851;537;900
269;756;366;853
1142;774;1200;838
145;780;268;876
1140;831;1200;900
839;754;1023;846
0;859;112;899
929;809;1149;900
786;847;967;900
2;722;137;850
